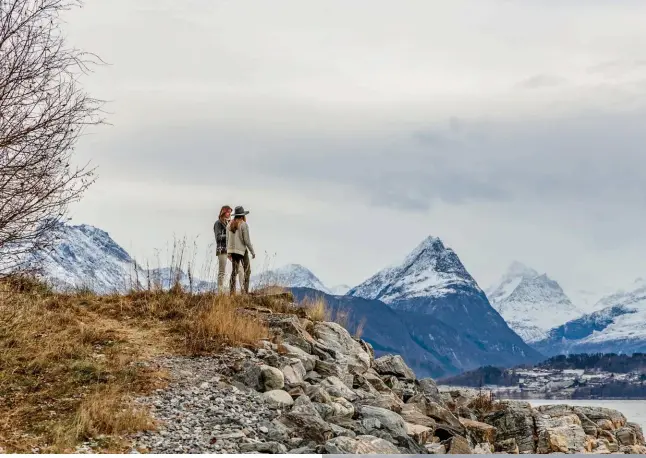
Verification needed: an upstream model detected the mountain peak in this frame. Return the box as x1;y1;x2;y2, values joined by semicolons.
251;263;330;293
506;261;539;279
348;235;480;304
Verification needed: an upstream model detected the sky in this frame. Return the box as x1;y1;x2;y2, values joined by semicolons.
62;0;646;307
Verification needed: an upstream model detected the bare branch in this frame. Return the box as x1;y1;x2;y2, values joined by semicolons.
0;0;104;275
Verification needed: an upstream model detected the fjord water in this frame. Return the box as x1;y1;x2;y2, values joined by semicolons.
522;399;646;431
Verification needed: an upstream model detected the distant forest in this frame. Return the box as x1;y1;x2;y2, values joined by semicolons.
439;353;646;387
538;353;646;374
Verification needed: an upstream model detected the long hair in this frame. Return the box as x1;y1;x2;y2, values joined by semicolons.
218;205;232;222
229;215;246;233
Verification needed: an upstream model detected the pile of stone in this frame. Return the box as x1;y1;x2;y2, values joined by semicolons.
132;299;646;454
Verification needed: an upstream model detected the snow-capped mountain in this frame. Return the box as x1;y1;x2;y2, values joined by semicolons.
348;236;543;370
348;236;483;305
533;278;646;356
328;284;351;295
486;262;583;343
251;264;331;293
29;224;144;294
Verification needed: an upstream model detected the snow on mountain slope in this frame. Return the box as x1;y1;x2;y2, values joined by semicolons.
30;224;144;293
251;264;331;293
534;279;646;356
329;284;351;295
487;262;583;343
348;236;482;304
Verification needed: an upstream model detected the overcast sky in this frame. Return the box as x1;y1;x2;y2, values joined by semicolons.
63;0;646;306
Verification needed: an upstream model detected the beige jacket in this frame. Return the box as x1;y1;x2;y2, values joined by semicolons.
226;221;255;257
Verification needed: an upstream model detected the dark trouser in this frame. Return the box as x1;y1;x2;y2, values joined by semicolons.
230;250;251;294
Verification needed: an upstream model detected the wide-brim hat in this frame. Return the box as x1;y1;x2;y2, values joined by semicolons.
233;206;249;216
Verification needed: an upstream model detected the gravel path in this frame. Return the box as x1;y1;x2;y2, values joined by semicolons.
129;354;285;454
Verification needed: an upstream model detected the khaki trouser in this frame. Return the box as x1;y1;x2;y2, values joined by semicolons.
217;253;243;294
230;250;251;294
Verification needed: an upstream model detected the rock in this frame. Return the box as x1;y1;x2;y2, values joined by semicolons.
265;314;316;352
277;395;335;442
363;369;392;392
620;445;646;454
616;426;637;446
353;373;380;396
598;419;615;431
312;322;371;375
314;359;348;380
355;392;404;413
238;362;264;391
260;365;285;391
418;377;443;403
239;442;288;453
320;376;359;402
313;402;336;420
304;370;321;383
628;422;646;444
328;417;370;436
406;422;433;445
495;438;520;454
590;438;612;454
266;419;292;442
288;445;318;454
373;354;416;381
400;404;438;429
305;385;332;404
324;435;400;454
599;430;620;452
358;405;425;452
474;442;493;454
330;423;357;438
280;343;318;372
281;360;306;387
535;414;587;454
536;404;599;437
288;386;306;399
330;397;354;418
575;406;627;429
484;401;535;454
407;394;463;430
447;435;472;454
426;443;447;454
460;417;497;444
261;390;294;407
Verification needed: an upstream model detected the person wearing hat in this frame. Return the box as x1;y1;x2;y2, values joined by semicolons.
213;205;243;294
226;206;256;294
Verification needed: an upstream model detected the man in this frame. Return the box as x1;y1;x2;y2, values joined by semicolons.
213;205;243;293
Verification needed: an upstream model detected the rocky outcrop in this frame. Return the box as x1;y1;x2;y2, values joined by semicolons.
133;295;646;454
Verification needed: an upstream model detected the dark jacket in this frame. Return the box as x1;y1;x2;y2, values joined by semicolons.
213;219;228;255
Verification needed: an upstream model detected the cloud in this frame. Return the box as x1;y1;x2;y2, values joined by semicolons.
516;75;568;89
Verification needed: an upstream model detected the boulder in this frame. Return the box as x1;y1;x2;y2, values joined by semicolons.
305;385;332;404
620;445;646;454
324;435;400;454
312;322;371;375
358;405;425;453
628;422;646;444
406;422;433;445
281;360;307;387
355;392;404;413
484;401;535;454
329;397;355;418
400;404;438;429
447;435;472;454
262;389;294;407
320;376;359;402
277;396;333;442
495;437;519;454
418;377;443;404
362;369;392;393
473;442;493;454
460;417;497;444
616;426;637;446
535;413;587;454
575;406;627;429
536;404;598;437
266;314;315;353
599;430;619;452
374;354;416;381
329;423;357;438
260;365;285;391
589;438;612;454
426;443;447;454
280;342;318;371
314;359;348;380
407;393;463;429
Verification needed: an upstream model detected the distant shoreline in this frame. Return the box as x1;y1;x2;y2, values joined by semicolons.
439;385;646;401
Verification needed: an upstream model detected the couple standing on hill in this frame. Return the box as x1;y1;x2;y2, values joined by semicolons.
213;205;256;294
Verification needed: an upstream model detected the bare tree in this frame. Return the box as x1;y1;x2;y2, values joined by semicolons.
0;0;103;275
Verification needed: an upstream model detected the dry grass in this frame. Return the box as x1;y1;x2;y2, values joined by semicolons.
467;392;503;418
303;296;329;322
0;276;273;453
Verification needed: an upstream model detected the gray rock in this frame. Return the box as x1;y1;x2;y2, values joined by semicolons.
305;385;332;404
362;368;392;392
312;322;371;375
261;390;294;407
400;404;437;429
260;365;285;391
616;426;637;446
407;393;463;429
239;441;288;453
315;359;348;380
536;404;598;437
277;395;334;443
358;405;425;452
447;435;473;454
484;401;535;454
426;442;447;454
280;343;318;372
495;437;519;454
324;435;400;454
330;423;357;438
374;354;416;381
330;397;355;418
320;376;359;402
355;392;404;413
535;413;587;454
281;360;306;387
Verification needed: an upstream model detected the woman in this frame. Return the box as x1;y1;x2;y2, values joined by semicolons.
213;205;241;293
227;206;256;294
